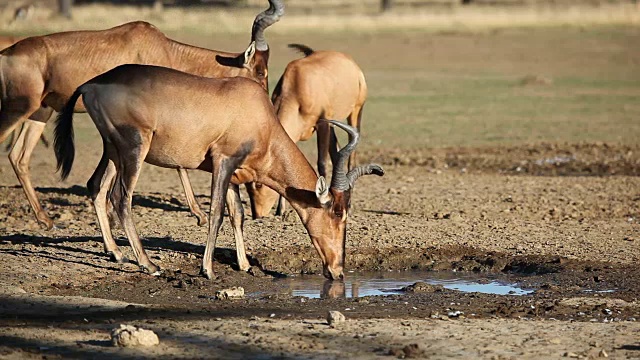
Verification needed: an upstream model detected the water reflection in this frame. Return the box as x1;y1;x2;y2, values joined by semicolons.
321;280;345;299
269;271;534;299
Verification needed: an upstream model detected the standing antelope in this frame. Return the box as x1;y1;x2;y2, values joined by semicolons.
248;44;368;218
54;64;384;280
0;0;283;230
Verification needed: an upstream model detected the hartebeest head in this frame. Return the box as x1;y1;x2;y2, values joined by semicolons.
298;121;384;280
240;0;284;91
213;0;283;91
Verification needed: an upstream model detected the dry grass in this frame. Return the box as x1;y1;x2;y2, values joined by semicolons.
0;2;638;36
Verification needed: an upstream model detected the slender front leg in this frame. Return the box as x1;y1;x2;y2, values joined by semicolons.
226;183;250;271
177;168;208;226
201;156;235;280
275;195;287;217
9;120;53;229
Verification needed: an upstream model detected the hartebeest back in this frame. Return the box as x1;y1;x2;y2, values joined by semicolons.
248;44;368;218
54;64;384;280
0;0;283;230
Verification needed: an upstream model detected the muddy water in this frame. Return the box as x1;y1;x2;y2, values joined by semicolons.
260;271;534;299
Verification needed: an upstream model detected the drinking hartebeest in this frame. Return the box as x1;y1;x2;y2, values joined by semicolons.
247;44;368;218
54;64;384;280
0;0;283;230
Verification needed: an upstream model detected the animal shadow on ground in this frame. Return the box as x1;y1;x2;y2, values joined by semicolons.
618;344;640;351
0;234;137;273
361;209;410;216
0;234;262;273
32;185;193;213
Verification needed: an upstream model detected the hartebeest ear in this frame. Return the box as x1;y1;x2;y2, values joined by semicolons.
243;41;256;67
315;176;331;206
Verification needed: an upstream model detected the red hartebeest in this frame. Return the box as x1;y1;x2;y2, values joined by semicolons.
248;44;368;218
54;64;384;279
0;0;283;230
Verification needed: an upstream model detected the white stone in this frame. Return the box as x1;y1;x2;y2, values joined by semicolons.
111;324;159;347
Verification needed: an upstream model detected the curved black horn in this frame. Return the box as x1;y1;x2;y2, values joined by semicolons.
323;120;359;191
347;164;385;188
251;0;285;52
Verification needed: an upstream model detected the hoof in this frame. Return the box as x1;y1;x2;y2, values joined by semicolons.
38;216;54;231
200;266;216;280
195;213;208;227
141;263;161;275
238;263;251;272
109;252;129;264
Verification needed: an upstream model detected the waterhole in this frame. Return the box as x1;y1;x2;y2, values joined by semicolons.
266;271;534;299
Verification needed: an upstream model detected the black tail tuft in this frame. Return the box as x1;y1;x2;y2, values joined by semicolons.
54;87;82;180
288;43;314;57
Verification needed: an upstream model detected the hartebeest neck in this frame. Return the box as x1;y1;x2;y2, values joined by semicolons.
256;131;320;222
167;41;244;78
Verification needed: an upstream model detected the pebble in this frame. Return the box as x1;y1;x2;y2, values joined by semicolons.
599;349;608;358
326;311;346;326
402;282;442;293
111;324;159;347
248;266;266;277
215;287;245;300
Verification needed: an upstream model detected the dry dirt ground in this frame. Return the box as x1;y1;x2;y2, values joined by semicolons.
1;28;639;359
1;142;639;359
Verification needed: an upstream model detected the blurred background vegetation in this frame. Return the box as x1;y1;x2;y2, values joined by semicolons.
0;0;637;157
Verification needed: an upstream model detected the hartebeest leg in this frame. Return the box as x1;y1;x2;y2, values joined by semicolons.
5;109;52;152
177;168;208;226
274;194;287;216
88;152;118;228
226;183;250;271
201;156;235;280
89;156;127;263
111;135;160;275
8;120;54;229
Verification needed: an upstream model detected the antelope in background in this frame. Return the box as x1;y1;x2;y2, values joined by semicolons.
54;64;384;280
248;44;368;218
0;0;283;230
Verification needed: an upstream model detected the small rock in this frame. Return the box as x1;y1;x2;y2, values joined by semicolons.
215;286;245;300
402;344;424;358
326;311;346;326
599;349;608;358
388;344;423;359
248;266;266;278
402;282;442;293
563;352;579;358
111;324;159;347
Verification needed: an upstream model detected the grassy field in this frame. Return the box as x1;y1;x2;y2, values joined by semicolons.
1;5;638;155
